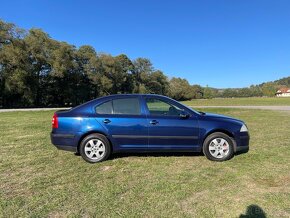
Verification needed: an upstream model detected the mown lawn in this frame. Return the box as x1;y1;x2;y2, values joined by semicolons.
0;109;289;217
182;97;290;106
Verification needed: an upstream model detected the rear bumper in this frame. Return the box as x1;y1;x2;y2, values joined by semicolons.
54;144;77;152
51;133;77;152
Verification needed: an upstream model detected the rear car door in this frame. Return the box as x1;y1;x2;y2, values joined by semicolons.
95;96;148;151
144;96;200;151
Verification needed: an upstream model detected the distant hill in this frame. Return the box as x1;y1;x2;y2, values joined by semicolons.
272;76;290;87
206;76;290;98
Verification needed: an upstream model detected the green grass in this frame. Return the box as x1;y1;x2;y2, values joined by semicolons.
182;97;290;106
0;109;290;217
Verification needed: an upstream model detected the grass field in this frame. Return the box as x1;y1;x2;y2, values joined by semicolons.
0;108;290;217
182;97;290;106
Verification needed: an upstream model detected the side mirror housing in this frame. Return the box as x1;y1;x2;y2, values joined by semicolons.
179;111;190;119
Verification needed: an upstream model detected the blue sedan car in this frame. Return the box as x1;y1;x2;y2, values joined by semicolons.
51;94;249;163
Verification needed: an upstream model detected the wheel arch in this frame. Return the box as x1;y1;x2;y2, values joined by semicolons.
77;131;113;154
202;129;237;152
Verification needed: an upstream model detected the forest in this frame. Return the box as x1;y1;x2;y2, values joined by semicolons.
0;20;289;108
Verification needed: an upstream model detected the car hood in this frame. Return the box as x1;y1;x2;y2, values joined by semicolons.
201;112;244;124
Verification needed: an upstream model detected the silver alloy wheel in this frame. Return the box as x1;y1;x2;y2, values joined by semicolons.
208;138;230;159
84;139;106;161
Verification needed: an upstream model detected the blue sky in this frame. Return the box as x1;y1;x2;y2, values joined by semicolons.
1;0;290;88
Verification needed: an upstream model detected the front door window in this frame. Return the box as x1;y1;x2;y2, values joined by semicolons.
145;98;182;116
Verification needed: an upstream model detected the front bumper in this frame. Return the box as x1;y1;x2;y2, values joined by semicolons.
50;133;77;152
234;132;250;154
236;144;249;154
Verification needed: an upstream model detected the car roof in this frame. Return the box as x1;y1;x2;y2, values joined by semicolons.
102;94;165;97
71;94;168;112
96;94;169;101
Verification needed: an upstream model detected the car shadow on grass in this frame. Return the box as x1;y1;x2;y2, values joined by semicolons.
108;149;248;160
109;151;204;160
239;204;267;218
74;150;247;161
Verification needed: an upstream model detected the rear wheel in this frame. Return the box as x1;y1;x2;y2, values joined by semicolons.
203;132;234;161
79;133;111;163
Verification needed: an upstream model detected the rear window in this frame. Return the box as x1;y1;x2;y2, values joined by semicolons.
95;101;113;114
112;98;140;115
95;98;140;115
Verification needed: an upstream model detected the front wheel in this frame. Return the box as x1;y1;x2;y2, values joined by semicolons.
79;133;111;163
203;132;234;161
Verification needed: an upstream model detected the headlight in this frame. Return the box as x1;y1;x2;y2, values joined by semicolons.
240;124;248;132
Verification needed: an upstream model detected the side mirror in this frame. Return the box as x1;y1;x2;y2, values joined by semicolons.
179;111;190;119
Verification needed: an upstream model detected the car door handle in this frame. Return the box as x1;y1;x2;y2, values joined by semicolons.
150;120;159;125
103;119;111;124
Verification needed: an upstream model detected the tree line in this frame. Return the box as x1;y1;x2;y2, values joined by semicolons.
0;20;288;108
0;20;204;108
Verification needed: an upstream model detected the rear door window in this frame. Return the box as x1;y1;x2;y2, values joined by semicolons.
95;101;113;114
112;98;141;115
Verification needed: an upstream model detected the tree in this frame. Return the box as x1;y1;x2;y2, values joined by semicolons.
24;29;53;106
191;85;203;99
76;45;99;100
114;54;135;93
49;41;78;105
0;20;30;107
169;77;194;100
146;70;169;95
133;58;153;93
203;85;215;99
261;83;276;97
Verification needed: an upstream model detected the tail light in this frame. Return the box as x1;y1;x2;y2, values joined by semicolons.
52;113;58;128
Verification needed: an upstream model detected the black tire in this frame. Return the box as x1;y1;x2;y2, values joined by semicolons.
203;132;234;161
79;133;111;163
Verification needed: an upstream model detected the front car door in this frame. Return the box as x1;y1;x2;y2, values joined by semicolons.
144;96;200;151
95;96;148;151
